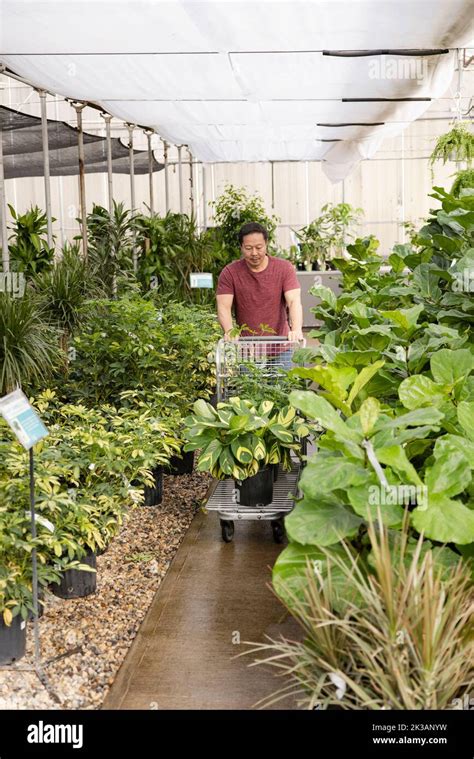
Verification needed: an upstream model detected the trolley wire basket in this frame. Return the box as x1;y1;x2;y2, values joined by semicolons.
207;336;307;542
215;336;306;403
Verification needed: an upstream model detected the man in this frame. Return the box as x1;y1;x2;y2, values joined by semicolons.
216;222;303;352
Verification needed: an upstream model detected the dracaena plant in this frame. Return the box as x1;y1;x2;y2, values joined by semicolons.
183;398;309;480
249;516;473;710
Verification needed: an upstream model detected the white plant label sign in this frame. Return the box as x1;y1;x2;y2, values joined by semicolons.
190;272;213;289
0;389;48;450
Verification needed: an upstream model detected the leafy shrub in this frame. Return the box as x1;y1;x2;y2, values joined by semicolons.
0;292;60;395
7;204;55;276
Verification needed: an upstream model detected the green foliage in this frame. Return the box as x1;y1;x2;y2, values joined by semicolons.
58;296;219;413
7;204;55;276
32;242;103;352
0;389;181;619
450;168;474;198
295;203;363;271
0;292;61;395
78;201;138;297
223;361;308;410
275;183;474;614
211;184;279;259
430;121;474;168
252;517;473;709
136;211;202;300
183;397;309;480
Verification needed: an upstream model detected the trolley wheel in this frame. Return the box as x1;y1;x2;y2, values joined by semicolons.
220;519;234;543
271;518;286;544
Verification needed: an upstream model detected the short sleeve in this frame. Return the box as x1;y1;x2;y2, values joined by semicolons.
282;261;300;292
216;265;235;296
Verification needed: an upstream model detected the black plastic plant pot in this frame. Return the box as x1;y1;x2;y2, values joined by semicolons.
166;450;195;476
271;463;279;482
50;548;97;600
235;466;274;507
0;613;27;664
142;465;163;506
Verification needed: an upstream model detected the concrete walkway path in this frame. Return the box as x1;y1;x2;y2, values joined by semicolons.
103;507;302;710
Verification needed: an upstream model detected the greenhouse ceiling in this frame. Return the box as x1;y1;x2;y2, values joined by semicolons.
0;0;473;180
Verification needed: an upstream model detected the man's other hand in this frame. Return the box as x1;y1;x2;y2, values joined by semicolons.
288;330;304;342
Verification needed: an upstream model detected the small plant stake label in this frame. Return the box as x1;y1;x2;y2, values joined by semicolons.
0;389;48;449
190;272;213;289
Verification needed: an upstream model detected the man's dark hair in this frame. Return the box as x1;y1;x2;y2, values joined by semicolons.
238;222;268;245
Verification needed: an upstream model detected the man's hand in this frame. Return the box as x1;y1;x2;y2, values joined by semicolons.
224;331;239;342
288;329;304;342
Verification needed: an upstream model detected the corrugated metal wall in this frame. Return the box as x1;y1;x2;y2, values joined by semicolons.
1;70;471;255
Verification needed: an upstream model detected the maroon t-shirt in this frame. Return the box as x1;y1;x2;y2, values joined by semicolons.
216;256;300;336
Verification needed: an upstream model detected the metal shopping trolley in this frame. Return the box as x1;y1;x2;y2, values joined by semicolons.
205;336;306;543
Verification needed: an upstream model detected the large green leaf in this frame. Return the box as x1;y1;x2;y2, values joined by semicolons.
425;451;471;497
309;283;337;309
229;413;252;432
347;480;406;527
434;434;474;468
285;496;363;546
272;542;334;606
268;423;294;443
230;434;254;464
412;494;474;545
347;360;385;407
289;391;361;443
218;447;235;476
272;542;363;612
358;397;380;436
458;401;474;442
398;375;446;410
380;304;424;332
375;445;423;486
382;407;444;429
193;399;216;420
430;348;473;387
197;439;223;472
299;456;369;497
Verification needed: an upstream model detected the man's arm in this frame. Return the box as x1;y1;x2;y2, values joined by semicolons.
284;288;304;341
216;293;235;339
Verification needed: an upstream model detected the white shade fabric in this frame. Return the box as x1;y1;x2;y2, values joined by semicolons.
1;0;472;181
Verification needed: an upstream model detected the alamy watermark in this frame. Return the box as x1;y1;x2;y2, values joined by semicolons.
0;271;25;297
368;484;428;508
451;692;474;710
452;268;474;293
368;57;428;85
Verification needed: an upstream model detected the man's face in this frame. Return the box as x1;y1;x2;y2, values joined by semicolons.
241;232;267;269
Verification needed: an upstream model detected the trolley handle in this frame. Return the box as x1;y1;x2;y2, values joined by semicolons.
225;335;306;343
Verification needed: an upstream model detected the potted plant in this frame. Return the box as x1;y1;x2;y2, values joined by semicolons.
183;398;309;507
294;203;363;272
0;565;29;664
430;121;474;170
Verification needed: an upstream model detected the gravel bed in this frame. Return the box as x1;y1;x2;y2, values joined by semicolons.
0;471;211;710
